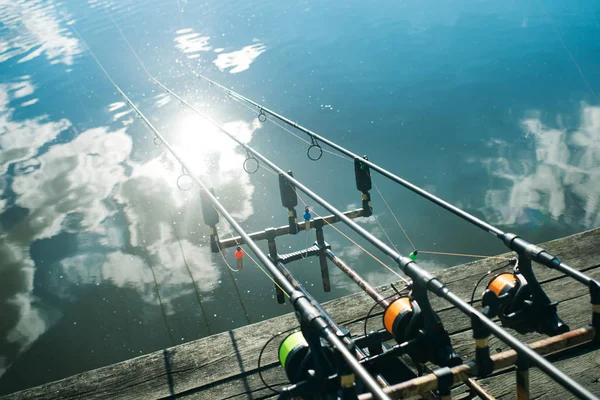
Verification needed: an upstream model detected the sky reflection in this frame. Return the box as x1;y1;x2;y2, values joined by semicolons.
0;0;79;65
482;104;600;228
213;43;267;74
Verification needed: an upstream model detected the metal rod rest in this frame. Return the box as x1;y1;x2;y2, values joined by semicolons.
357;326;596;400
218;208;364;250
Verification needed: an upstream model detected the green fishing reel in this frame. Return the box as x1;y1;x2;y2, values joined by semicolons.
279;332;311;383
278;331;336;384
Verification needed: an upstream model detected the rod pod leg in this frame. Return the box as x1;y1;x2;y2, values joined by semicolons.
266;228;286;304
517;255;568;336
412;282;461;367
516;358;530;400
314;218;331;292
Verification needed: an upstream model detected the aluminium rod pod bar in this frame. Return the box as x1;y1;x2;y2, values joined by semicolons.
153;79;597;400
194;74;600;292
104;85;389;400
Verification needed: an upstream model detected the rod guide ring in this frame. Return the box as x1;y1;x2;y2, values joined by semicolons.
307;137;323;161
243;155;260;174
258;109;267;122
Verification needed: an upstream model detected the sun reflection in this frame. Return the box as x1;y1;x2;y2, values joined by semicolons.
170;113;261;178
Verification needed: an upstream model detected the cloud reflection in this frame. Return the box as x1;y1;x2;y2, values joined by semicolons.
0;72;261;381
0;80;70;174
213;43;267;74
482;104;600;228
174;30;211;58
0;0;80;65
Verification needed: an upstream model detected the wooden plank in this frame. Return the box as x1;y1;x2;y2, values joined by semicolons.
2;228;600;400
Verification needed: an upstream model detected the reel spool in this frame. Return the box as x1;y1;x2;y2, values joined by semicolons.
481;272;530;321
278;331;335;384
383;297;421;344
383;296;461;367
279;332;310;383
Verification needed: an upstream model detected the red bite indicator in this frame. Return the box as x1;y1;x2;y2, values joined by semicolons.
235;246;244;270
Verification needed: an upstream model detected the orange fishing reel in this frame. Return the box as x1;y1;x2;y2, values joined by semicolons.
383;297;422;344
481;272;531;331
382;294;461;367
481;263;568;335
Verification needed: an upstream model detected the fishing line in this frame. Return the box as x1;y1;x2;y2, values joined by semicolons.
167;208;213;335
104;2;347;167
148;262;176;347
70;23;178;346
137;226;177;347
72;24;289;304
538;0;599;103
216;211;253;324
292;186;411;286
175;0;184;30
102;4;154;79
257;326;300;394
372;213;400;255
363;286;410;336
213;200;290;299
469;259;517;305
104;11;514;267
418;250;513;261
225;94;350;161
373;182;416;252
374;182;512;262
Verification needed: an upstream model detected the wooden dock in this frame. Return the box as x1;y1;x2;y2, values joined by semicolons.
2;227;600;400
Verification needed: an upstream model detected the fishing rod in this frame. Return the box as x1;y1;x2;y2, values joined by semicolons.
93;14;596;395
76;36;390;400
152;79;597;400
195;73;599;291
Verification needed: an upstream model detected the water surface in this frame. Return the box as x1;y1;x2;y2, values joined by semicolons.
1;0;599;394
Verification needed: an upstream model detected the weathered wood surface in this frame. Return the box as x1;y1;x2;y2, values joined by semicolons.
2;228;600;400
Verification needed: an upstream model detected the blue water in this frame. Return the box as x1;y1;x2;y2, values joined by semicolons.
1;0;599;394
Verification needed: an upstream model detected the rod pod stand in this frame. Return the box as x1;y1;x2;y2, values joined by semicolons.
266;228;286;304
590;280;600;342
410;281;462;367
501;233;569;336
517;255;568;336
471;313;494;377
336;340;360;400
314;218;331;292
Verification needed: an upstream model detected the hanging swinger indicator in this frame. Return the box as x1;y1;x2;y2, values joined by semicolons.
303;206;311;231
234;246;244;270
409;250;418;261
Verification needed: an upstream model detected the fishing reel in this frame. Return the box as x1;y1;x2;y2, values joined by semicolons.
382;294;461;367
481;262;568;336
278;331;335;384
